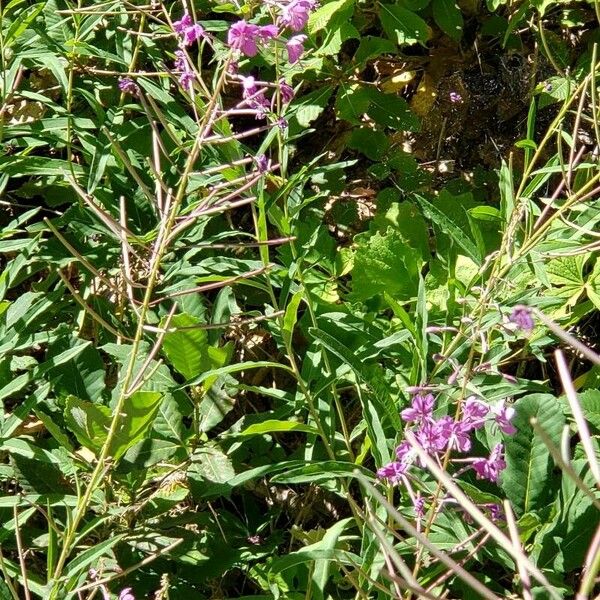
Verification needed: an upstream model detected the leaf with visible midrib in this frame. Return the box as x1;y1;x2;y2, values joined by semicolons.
162;313;210;380
501;394;564;515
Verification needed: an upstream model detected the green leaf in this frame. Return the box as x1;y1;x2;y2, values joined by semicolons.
348;127;389;160
352;227;422;301
64;391;162;460
64;397;112;455
534;458;597;572
291;87;333;128
239;420;320;436
380;4;430;45
271;461;374;484
354;36;397;64
501;394;565;515
112;391;163;460
308;0;353;34
366;90;420;131
572;390;600;432
537;76;573;109
187;446;235;499
335;84;372;124
282;288;304;348
310;328;401;432
413;193;481;263
64;534;126;578
162;313;211;380
432;0;464;40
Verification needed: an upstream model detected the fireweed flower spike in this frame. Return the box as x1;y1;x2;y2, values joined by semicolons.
376;460;407;484
461;396;489;430
400;393;435;424
280;0;318;32
174;50;195;91
118;589;135;600
491;399;517;435
173;12;204;46
286;34;307;64
118;77;139;95
258;24;279;41
472;443;506;483
228;20;261;57
278;79;295;104
509;305;534;332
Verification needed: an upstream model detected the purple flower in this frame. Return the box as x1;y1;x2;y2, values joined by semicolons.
491;400;517;435
486;503;505;522
281;0;317;31
118;589;135;600
461;396;489;430
184;23;205;45
415;420;446;457
228;20;260;57
241;75;258;97
395;440;415;464
449;91;463;103
174;50;195;91
240;75;269;114
118;77;139;95
279;79;295;104
401;393;435;424
286;34;307;64
255;154;269;172
258;24;279;41
173;13;193;34
413;495;425;518
509;305;534;332
472;443;506;483
173;13;204;46
276;117;288;129
435;416;472;453
377;460;407;484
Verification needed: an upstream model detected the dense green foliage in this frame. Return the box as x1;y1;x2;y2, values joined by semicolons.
0;0;599;598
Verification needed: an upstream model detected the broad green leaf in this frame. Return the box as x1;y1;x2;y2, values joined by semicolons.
348;127;389;160
291;86;333;128
111;391;163;460
335;84;372;124
308;0;353;34
187;446;235;499
351;227;422;301
162;313;210;380
366;90;420;131
64;397;112;455
380;4;430;45
501;394;565;515
571;390;600;432
432;0;463;40
65;391;162;460
534;459;598;572
354;36;397;64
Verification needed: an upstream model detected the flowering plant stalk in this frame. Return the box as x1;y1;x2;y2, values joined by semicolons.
43;3;319;597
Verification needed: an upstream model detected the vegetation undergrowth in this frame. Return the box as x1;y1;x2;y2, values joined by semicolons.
0;0;599;598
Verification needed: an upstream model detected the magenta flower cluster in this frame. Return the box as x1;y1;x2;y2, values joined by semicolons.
227;0;315;63
170;12;206;91
377;393;515;487
173;12;205;46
